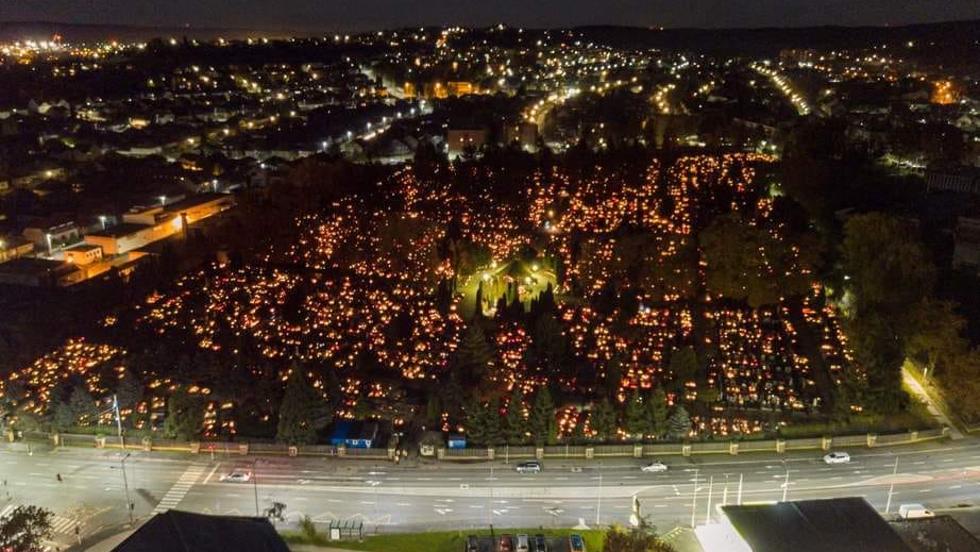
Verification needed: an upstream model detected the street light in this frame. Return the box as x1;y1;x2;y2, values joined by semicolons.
120;453;134;524
595;462;603;527
252;459;260;516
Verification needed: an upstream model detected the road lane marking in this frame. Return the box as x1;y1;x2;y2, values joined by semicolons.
153;465;205;514
203;463;220;485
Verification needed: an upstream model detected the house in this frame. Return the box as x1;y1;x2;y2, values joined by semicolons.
0;236;34;264
0;257;82;287
328;421;380;449
111;510;289;552
447;128;488;157
84;220;181;256
22;218;81;254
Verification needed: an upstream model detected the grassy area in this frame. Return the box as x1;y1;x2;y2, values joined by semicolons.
282;528;605;552
775;404;937;440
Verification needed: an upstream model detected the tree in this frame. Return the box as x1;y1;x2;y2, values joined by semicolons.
942;350;980;422
906;299;967;375
625;390;649;439
602;523;676;552
115;369;144;411
646;387;669;438
699;214;810;307
668;347;699;388
666;405;692;441
591;399;618;442
528;387;557;445
0;505;53;552
276;368;331;445
483;397;503;447
503;387;528;445
163;387;204;441
453;324;496;386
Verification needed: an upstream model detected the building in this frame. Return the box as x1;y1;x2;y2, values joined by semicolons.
112;510;289;552
328;421;379;449
926;166;980;195
504;121;539;150
84;220;182;256
953;217;980;271
890;515;980;552
0;235;34;264
63;243;103;266
447;129;488;157
22;218;80;254
698;498;912;552
0;257;82;287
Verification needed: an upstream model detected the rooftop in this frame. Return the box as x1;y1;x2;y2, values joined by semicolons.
112;510;290;552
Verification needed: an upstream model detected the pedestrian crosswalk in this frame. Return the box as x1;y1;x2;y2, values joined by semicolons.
50;515;79;535
153;465;205;514
0;505;78;535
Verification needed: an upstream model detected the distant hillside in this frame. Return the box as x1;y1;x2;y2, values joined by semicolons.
0;21;311;43
575;19;980;57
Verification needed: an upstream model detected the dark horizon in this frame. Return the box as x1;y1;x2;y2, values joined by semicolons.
0;0;979;35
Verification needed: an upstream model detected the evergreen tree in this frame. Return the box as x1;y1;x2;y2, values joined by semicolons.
647;387;669;438
591;399;617;442
666;405;692;441
483;397;503;447
115;370;144;412
453;324;495;384
68;387;99;426
668;347;699;389
528;386;557;445
163;387;204;441
625;389;648;439
276;368;331;445
465;403;488;446
503;387;528;445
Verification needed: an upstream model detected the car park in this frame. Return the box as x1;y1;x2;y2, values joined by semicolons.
823;452;851;464
516;534;530;552
569;534;586;552
499;534;514;552
465;535;479;552
641;461;668;473
516;461;542;474
532;534;548;552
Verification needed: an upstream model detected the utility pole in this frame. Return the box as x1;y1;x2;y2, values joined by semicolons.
488;461;494;538
705;476;714;524
252;459;260;516
782;463;790;502
885;456;899;514
113;395;124;448
690;469;699;528
120;453;133;524
596;463;603;527
737;473;744;505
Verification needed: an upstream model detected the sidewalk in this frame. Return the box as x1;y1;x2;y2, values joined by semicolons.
902;365;965;440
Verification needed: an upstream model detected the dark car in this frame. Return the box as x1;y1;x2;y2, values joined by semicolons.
532;534;548;552
499;534;514;552
466;535;479;552
569;534;586;552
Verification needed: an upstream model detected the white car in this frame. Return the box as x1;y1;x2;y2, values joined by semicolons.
641;461;668;473
219;469;253;482
823;452;851;465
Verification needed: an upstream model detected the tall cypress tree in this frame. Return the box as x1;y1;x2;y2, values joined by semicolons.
529;386;557;445
504;387;528;445
647;386;669;438
590;399;617;442
276;368;331;445
625;389;648;439
666;405;692;441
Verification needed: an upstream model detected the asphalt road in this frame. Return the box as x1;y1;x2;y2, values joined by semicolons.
4;439;980;550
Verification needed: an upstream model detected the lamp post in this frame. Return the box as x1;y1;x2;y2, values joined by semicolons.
595;462;603;527
252;459;260;516
120;453;134;524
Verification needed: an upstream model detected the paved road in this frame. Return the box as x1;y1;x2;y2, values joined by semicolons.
4;440;980;550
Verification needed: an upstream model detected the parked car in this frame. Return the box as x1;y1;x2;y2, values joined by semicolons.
516;534;530;552
499;534;514;552
516;461;542;474
219;469;252;482
465;535;479;552
532;534;548;552
898;503;935;519
569;534;586;552
641;461;668;473
823;452;851;464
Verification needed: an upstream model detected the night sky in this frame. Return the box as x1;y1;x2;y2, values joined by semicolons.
1;0;978;32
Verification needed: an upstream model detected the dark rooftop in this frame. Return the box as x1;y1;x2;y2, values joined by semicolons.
112;510;290;552
891;516;980;552
721;498;912;552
